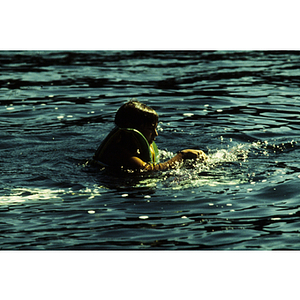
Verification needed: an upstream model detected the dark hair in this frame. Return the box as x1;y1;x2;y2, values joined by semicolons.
115;99;158;129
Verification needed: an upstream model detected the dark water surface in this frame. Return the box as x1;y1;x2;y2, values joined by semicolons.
1;50;300;250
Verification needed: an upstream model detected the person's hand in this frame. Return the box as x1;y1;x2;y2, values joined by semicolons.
179;149;208;161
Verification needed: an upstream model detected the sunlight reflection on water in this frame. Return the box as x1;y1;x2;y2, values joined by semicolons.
0;186;105;205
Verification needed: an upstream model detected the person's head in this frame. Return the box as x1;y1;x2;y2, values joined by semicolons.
115;99;158;144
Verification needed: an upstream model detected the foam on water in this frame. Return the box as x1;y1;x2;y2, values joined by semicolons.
159;144;251;189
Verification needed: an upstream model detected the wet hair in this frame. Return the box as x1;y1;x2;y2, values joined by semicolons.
115;99;158;129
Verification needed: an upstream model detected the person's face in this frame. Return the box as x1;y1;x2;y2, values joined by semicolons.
139;123;158;145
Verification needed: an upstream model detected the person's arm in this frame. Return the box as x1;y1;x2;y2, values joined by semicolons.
128;149;207;172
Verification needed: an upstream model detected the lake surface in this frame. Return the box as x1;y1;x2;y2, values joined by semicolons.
1;50;300;250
